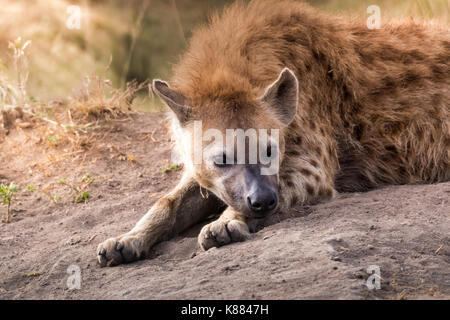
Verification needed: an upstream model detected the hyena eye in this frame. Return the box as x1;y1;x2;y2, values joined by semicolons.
213;153;230;167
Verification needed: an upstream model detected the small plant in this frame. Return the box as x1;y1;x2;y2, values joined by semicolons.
48;135;59;146
25;185;36;193
25;267;45;277
161;164;182;174
0;183;19;223
82;173;94;183
40;186;60;204
76;192;90;203
46;193;61;203
58;173;95;204
26;271;44;277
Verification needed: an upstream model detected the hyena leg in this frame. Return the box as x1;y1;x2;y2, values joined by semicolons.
97;174;225;267
198;207;251;251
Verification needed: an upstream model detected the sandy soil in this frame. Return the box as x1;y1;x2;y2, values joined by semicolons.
0;112;448;300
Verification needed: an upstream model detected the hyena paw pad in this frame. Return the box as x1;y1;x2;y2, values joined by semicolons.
97;235;144;267
198;219;251;251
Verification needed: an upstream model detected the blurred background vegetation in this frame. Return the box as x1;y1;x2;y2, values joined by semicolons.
0;0;448;110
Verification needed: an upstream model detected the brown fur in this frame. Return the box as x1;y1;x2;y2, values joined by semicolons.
97;0;449;266
171;0;449;202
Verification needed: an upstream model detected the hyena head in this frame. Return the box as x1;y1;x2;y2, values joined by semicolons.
153;68;298;218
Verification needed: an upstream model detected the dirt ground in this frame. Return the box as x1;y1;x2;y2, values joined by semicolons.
0;112;448;300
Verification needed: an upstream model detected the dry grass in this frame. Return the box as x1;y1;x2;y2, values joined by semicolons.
0;37;31;109
68;75;148;121
1;74;148;154
36;75;148;151
0;31;149;153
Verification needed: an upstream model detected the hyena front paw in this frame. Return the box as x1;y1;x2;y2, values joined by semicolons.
198;218;251;251
97;233;146;267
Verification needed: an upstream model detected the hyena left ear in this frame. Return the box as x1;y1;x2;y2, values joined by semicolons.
153;79;192;125
261;68;299;126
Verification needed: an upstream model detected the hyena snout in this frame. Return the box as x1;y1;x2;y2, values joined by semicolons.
244;165;278;216
246;187;278;215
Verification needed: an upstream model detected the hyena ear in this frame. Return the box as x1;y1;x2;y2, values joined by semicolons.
261;68;298;126
152;79;192;125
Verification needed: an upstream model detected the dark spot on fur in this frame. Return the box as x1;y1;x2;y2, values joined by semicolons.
305;183;315;195
312;50;326;63
300;168;312;176
319;187;333;198
312;173;321;182
342;120;350;129
432;94;443;107
327;65;335;80
305;63;312;72
341;85;351;101
436;53;448;65
314;146;322;157
310;159;319;167
358;50;375;65
286;180;294;187
287;149;301;156
431;64;447;80
402;70;423;87
379;45;403;61
385;145;396;152
353;125;362;141
292;136;302;145
282;169;295;176
443;138;450;151
282;34;297;43
407;49;426;61
382;76;397;91
396;166;407;178
383;122;402;135
399;100;409;107
416;128;424;140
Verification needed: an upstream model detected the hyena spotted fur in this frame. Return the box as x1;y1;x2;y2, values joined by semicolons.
98;0;449;267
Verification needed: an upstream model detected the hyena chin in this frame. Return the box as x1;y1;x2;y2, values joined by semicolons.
97;0;449;267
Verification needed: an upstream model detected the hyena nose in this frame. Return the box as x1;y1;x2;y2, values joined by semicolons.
247;190;278;214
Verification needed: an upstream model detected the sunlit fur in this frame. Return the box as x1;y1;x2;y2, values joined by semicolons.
97;0;449;265
170;0;449;211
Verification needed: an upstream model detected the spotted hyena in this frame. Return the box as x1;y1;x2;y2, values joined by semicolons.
97;0;449;266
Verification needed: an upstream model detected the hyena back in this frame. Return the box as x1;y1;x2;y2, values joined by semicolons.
98;0;449;266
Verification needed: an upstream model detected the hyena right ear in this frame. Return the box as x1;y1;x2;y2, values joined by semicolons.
261;68;299;126
152;80;192;125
